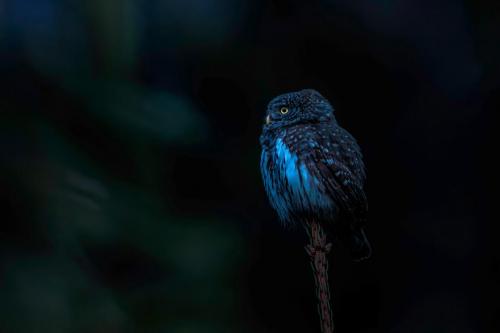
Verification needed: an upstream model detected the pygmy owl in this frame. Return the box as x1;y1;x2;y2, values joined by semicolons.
260;89;371;260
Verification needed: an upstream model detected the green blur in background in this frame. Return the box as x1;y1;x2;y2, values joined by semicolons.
0;0;251;332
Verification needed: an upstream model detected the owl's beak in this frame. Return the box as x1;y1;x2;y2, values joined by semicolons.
265;115;271;125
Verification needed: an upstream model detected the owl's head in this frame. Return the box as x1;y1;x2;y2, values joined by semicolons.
264;89;335;128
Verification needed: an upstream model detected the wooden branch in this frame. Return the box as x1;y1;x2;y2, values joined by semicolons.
305;220;334;333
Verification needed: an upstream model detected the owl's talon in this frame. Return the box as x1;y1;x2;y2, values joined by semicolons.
325;243;332;253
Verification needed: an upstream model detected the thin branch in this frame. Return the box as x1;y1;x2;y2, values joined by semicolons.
305;220;334;333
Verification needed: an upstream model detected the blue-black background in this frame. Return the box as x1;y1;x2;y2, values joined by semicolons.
0;0;497;332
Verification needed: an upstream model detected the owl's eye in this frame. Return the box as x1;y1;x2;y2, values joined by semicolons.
279;107;289;115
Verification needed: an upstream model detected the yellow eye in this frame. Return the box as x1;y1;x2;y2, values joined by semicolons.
280;107;289;115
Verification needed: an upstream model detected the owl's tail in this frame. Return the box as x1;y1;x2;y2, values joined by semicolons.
344;226;372;261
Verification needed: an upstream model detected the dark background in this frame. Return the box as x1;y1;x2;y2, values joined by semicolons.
0;0;498;332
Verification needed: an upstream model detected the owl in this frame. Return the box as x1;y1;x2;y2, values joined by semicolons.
260;89;370;260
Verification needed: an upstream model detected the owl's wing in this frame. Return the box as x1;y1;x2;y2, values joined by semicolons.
301;128;367;225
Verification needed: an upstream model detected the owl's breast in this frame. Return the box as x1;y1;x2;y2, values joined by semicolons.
260;136;334;223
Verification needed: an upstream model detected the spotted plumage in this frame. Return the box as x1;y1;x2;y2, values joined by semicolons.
260;89;371;260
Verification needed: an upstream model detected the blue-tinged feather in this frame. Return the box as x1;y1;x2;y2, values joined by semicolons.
261;138;334;224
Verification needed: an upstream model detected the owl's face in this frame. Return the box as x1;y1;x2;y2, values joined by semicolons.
264;89;335;129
